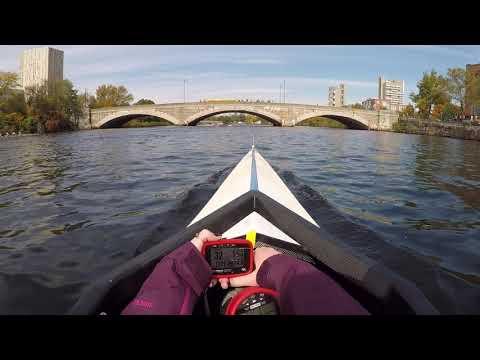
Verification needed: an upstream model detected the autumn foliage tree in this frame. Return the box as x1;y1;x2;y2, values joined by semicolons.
410;70;450;119
440;103;461;122
2;76;138;134
431;103;445;120
465;69;480;117
25;80;84;133
89;84;133;108
410;67;480;121
399;104;415;119
1;73;84;134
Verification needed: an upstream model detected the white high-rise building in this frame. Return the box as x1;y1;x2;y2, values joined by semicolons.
378;76;404;109
328;83;345;107
20;47;64;90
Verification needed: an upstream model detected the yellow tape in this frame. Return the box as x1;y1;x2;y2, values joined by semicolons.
246;230;256;247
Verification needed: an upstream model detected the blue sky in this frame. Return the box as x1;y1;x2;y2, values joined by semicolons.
1;45;480;105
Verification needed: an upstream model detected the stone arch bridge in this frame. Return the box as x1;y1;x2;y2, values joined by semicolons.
79;101;399;130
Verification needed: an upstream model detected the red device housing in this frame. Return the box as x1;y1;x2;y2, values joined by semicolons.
225;287;280;315
202;238;254;279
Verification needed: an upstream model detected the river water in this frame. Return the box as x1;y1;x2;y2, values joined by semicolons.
1;126;479;314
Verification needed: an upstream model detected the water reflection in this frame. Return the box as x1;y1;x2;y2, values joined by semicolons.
413;135;480;209
0;127;479;313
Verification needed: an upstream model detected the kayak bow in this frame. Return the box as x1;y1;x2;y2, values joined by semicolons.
69;147;439;315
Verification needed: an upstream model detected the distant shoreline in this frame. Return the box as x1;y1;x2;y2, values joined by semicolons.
392;119;480;142
0;132;39;138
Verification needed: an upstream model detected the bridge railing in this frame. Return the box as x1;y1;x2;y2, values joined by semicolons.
89;102;396;116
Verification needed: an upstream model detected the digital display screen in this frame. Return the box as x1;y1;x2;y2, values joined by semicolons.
208;247;249;271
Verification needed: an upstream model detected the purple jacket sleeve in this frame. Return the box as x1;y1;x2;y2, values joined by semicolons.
122;242;211;315
257;254;369;315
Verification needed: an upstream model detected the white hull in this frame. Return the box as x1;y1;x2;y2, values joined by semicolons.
189;146;318;244
70;147;439;315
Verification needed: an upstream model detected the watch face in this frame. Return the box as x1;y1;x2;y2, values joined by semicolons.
206;244;250;274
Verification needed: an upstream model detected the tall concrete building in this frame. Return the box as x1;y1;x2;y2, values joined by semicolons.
20;47;64;90
328;84;345;107
378;76;404;109
465;63;480;118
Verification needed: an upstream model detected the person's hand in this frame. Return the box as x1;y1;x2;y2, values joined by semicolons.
218;247;281;289
190;229;221;288
191;229;221;252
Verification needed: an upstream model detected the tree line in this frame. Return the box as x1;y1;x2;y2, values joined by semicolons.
0;73;84;135
400;67;480;122
207;113;272;125
3;66;480;135
0;73;153;135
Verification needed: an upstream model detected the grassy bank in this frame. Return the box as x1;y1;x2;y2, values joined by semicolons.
296;117;347;128
119;115;348;128
122;117;172;128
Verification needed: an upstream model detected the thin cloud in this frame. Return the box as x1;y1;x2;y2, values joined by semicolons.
231;58;283;65
389;45;479;60
2;45;473;106
122;74;378;105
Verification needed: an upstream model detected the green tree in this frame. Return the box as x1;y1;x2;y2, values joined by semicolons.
297;116;346;128
351;103;364;109
90;84;133;108
0;72;25;114
134;98;155;105
57;80;84;127
399;104;415;119
0;72;20;98
25;80;83;133
1;74;84;134
0;72;29;134
245;114;258;124
4;91;27;115
445;68;466;117
410;70;449;119
25;82;56;133
440;103;461;122
19;116;38;133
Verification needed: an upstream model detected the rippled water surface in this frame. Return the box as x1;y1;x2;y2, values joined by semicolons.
1;126;480;313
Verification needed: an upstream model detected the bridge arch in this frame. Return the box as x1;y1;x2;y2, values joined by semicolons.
185;107;282;126
97;110;182;128
295;111;369;130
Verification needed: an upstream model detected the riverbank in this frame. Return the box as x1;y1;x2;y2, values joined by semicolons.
0;132;38;138
392;118;480;141
296;116;347;128
122;117;171;128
